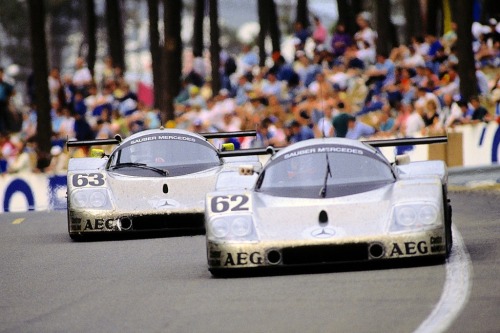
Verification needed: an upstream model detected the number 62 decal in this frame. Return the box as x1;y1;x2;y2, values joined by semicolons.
210;195;250;213
72;173;105;187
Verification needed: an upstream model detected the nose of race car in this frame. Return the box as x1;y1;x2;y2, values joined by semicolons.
253;200;392;241
106;174;218;212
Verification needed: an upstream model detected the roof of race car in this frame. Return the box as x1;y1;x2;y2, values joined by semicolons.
122;128;208;143
268;137;387;163
116;128;216;151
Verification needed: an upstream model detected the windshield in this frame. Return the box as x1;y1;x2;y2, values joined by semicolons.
256;145;395;198
108;134;220;177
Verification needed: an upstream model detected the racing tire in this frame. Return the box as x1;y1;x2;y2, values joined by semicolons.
69;233;86;241
445;200;453;257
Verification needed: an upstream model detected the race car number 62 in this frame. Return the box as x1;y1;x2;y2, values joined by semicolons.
72;173;105;187
211;195;249;213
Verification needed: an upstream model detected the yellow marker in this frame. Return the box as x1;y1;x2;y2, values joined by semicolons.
12;218;25;225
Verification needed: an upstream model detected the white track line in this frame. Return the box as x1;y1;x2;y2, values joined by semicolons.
413;225;473;333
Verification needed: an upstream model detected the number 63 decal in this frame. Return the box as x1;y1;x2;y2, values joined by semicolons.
72;173;105;187
210;195;250;213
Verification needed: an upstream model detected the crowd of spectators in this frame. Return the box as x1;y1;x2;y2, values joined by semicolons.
1;13;500;175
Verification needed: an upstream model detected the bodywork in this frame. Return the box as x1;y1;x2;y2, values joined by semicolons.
67;128;260;239
204;137;452;275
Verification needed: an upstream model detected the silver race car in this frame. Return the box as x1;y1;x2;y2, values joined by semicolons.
205;136;452;276
66;128;261;240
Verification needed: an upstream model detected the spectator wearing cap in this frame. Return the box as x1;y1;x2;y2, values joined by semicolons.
45;145;69;174
185;85;207;109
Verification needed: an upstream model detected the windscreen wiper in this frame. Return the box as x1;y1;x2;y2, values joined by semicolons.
319;154;332;198
110;163;169;176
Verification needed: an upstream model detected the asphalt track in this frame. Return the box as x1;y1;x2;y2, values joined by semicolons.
0;191;499;333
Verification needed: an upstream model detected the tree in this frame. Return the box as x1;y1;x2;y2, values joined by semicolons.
163;0;183;123
268;0;281;55
374;0;393;56
257;0;270;67
192;0;205;58
84;0;97;74
105;0;125;71
453;0;478;100
148;0;164;111
403;0;423;44
27;0;52;165
296;0;309;29
47;1;81;71
209;0;221;94
425;0;443;37
337;0;354;35
0;0;32;84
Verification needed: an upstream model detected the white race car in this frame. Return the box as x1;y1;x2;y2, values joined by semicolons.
205;136;452;276
66;128;261;240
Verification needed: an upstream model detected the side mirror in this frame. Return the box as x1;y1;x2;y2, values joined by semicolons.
239;165;255;176
221;143;235;151
90;148;105;158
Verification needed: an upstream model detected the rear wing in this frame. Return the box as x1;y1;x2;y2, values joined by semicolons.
66;136;122;149
66;130;258;149
362;136;447;147
201;130;256;139
219;136;448;158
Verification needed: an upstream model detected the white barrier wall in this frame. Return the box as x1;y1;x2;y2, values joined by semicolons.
0;173;67;213
1;122;499;213
379;122;500;166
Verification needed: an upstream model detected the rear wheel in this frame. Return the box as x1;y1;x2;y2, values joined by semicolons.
442;185;453;257
445;199;453;256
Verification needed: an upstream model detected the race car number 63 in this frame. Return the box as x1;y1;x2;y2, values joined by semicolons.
72;173;105;187
211;195;249;213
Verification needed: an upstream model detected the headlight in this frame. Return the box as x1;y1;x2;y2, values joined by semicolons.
210;219;230;238
70;188;111;209
208;215;257;241
419;205;438;225
231;216;253;237
395;206;417;226
392;203;440;230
